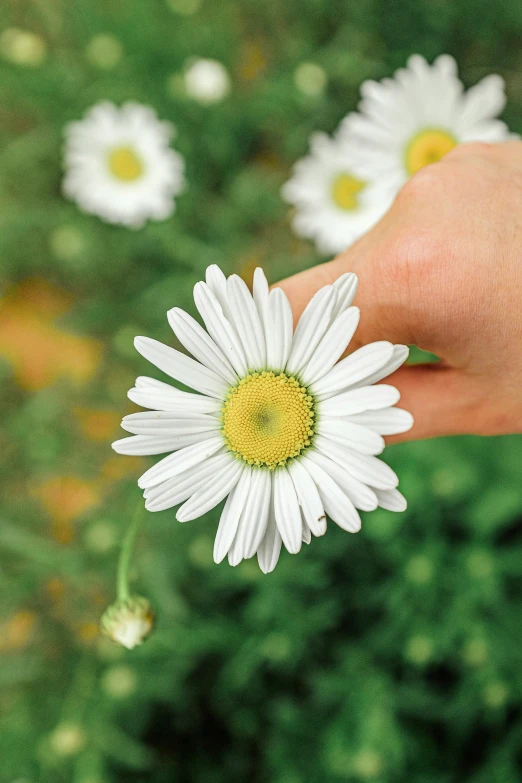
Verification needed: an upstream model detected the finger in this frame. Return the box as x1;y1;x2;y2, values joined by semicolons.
444;139;522;166
275;209;418;349
384;364;482;443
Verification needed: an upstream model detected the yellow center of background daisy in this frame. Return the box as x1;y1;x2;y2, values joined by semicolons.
222;371;315;469
405;128;457;174
107;146;144;181
331;173;365;211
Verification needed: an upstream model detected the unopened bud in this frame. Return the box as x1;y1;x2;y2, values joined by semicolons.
100;596;154;650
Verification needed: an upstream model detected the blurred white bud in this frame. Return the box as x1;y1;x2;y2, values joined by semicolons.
49;226;85;262
184;58;231;105
405;634;433;665
353;750;383;778
83;520;117;553
166;0;202;15
294;62;327;96
101;664;138;699
101;596;154;650
0;28;46;67
48;722;86;757
462;638;488;667
405;554;433;584
85;34;123;69
483;681;508;708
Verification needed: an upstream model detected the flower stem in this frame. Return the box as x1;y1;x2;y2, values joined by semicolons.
117;503;144;602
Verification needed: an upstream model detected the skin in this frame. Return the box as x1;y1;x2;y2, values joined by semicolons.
276;141;522;442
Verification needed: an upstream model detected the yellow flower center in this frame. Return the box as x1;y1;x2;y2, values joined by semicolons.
222;371;315;469
331;173;366;211
405;128;457;175
107;146;144;181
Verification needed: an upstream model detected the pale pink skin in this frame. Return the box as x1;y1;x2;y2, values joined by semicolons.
277;141;522;442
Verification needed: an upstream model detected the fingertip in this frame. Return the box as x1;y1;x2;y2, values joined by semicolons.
273;257;348;319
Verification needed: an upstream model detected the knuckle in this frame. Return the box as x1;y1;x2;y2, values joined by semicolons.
444;140;496;160
390;226;450;288
397;163;445;203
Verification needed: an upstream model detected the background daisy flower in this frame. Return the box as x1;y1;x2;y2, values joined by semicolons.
112;265;412;573
339;54;515;194
282;132;393;254
63;101;185;228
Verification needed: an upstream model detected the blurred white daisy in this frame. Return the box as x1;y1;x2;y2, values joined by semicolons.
63;102;185;228
113;265;412;573
339;54;513;193
282;132;393;255
184;58;231;104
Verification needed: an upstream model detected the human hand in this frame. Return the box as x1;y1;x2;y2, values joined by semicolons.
277;141;522;441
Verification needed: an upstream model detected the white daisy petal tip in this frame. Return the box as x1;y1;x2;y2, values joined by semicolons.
113;265;412;572
374;487;408;513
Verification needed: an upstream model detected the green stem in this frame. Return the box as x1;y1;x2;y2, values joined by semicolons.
117;503;144;602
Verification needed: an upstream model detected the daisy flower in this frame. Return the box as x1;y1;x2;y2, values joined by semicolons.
63;101;185;228
339;54;513;194
112;266;413;573
282;132;393;255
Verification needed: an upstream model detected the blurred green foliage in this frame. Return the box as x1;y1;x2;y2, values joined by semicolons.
1;1;522;782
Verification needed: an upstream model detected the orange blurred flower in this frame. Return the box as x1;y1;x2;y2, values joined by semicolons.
75;407;121;442
0;279;102;391
0;610;37;652
32;475;101;543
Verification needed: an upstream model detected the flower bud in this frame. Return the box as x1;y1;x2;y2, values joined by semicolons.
184;58;231;104
100;596;154;650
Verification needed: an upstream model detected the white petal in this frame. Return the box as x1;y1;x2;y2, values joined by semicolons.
302;522;312;545
193;282;248;376
347;407;414;436
314;434;399;491
319;384;401;417
213;466;252;563
205;264;230;316
226;275;266;369
273;468;302;554
253;267;270;331
176;458;243;522
111;430;214;455
266;288;293;371
300;454;361;532
128;377;221;413
331;273;359;319
351;345;409;388
137;436;224;489
145;452;233;512
285;286;337;375
287;459;326;536
311;341;394;398
134;336;227;398
305;447;378;512
228;544;243;567
167;307;237;384
257;494;282;574
458;74;506;127
301;307;360;386
316;418;385;455
121;411;220;436
373;487;407;512
231;468;271;559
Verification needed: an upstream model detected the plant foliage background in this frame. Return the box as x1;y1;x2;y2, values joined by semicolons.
1;1;522;782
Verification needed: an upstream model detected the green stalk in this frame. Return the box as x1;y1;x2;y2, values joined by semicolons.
117;504;144;602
